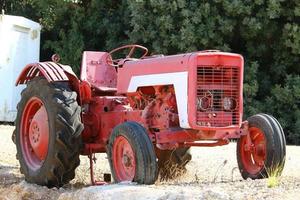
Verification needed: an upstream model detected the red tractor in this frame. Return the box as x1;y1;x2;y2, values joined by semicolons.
14;44;286;187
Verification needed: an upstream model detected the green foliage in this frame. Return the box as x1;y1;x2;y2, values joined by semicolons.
265;75;300;144
2;0;300;144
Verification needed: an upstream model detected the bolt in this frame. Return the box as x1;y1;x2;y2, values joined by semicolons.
123;155;131;167
258;161;264;167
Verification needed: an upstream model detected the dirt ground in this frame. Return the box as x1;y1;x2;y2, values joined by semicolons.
0;124;299;200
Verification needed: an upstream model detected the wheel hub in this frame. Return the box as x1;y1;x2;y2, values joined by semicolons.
254;143;265;156
122;154;132;167
112;136;136;181
28;106;49;161
29;122;41;144
20;97;49;170
240;127;266;174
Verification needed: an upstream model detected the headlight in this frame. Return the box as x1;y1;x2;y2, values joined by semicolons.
197;96;212;111
223;97;237;111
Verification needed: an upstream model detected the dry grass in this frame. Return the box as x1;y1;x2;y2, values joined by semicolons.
265;161;285;188
159;162;187;182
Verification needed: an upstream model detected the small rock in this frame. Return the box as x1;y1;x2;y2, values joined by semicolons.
202;187;229;200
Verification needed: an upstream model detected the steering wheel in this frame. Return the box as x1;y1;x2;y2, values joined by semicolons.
107;44;148;67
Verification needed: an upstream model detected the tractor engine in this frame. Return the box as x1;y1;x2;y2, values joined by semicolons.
128;86;179;130
118;51;244;135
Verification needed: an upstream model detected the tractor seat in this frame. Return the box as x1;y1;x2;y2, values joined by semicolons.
80;51;117;93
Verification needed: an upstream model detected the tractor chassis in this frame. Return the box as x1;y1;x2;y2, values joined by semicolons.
85;119;249;185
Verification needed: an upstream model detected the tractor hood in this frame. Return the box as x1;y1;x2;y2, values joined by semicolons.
117;51;243;129
117;52;193;93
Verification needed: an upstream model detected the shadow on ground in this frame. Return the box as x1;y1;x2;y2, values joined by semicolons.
0;164;23;187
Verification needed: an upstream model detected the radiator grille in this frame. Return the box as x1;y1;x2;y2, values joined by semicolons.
196;66;240;127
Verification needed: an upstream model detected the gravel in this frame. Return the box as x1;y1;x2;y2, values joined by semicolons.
0;124;299;200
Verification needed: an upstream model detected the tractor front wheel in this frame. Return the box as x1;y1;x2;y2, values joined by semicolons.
237;114;286;179
107;122;158;184
15;78;83;187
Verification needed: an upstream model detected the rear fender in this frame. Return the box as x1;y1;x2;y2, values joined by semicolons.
15;62;77;85
15;62;92;105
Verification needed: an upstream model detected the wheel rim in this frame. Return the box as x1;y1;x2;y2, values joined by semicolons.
112;135;136;181
240;127;266;175
20;97;49;171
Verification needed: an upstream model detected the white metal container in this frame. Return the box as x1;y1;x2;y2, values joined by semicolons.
0;14;41;122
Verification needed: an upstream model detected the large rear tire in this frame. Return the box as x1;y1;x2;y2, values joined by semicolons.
157;147;192;180
15;78;83;187
107;121;158;184
237;114;286;179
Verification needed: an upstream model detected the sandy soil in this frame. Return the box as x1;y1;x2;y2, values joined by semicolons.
0;125;299;200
